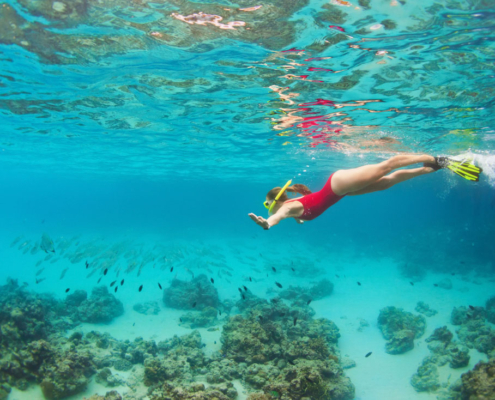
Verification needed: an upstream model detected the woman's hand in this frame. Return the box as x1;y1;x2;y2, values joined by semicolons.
248;213;270;230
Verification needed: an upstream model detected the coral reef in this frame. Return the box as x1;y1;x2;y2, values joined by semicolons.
164;274;220;310
180;306;219;328
218;298;353;400
377;306;426;354
415;301;438;317
278;279;334;301
459;359;495;399
133;301;161;316
485;296;495;324
411;359;440;392
77;286;124;324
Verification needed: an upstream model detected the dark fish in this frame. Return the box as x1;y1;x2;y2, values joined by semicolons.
104;268;108;276
214;341;217;344
293;317;298;326
241;294;245;300
451;273;456;276
243;286;248;291
307;299;312;306
291;267;295;272
115;287;118;293
357;282;361;286
110;280;117;287
158;283;162;290
139;285;143;292
335;274;340;278
365;352;372;358
85;261;89;269
192;302;197;308
219;310;222;316
258;315;263;321
133;322;135;326
305;376;314;383
275;282;283;288
469;305;475;310
36;278;46;284
98;277;102;284
272;267;277;272
434;284;438;287
211;278;214;284
65;288;70;293
249;277;252;282
121;279;124;286
238;288;243;293
410;282;414;286
287;359;295;365
280;312;286;317
170;267;174;272
180;318;183;322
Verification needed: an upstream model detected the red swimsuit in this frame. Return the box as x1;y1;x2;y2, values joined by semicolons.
285;173;344;221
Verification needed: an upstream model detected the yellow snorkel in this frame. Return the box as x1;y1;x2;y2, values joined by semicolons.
263;180;292;214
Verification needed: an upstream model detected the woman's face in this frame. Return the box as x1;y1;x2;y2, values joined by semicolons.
265;197;281;214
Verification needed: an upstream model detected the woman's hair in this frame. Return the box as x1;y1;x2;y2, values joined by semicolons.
266;184;312;202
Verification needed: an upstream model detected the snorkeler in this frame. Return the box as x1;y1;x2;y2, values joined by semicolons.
249;154;482;230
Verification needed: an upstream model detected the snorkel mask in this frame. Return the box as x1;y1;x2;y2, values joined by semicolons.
263;180;292;214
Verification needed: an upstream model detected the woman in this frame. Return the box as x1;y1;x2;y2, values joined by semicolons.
249;154;482;230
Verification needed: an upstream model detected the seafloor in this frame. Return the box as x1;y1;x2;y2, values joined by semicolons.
2;233;495;400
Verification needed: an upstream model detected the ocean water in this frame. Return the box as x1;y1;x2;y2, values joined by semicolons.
1;0;495;400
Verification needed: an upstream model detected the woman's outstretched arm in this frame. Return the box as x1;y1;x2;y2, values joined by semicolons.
248;206;292;230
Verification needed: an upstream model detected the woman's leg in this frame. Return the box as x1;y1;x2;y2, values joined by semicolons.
332;154;435;195
346;167;434;196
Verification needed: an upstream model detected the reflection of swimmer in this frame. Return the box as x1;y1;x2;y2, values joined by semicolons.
248;154;481;230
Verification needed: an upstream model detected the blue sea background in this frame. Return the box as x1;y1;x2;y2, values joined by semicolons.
1;0;495;398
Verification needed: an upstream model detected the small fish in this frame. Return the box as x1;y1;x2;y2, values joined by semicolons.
365;352;372;358
293;317;298;326
287;359;295;365
115;287;118;293
238;288;243;293
451;273;456;276
275;282;283;288
98;277;102;284
59;268;68;280
170;267;174;272
272;267;277;272
214;341;217;344
307;299;312;306
85;261;89;269
280;312;286;317
110;280;117;287
133;322;135;326
243;286;248;291
329;25;345;32
211;278;214;284
65;288;70;293
180;318;183;322
434;284;438;287
357;282;361;286
219;310;222;316
242;294;246;300
158;283;162;290
36;278;45;284
410;282;414;286
469;305;475;310
121;279;124;286
139;285;143;292
192;302;197;308
249;277;252;282
291;267;295;272
335;274;340;278
36;268;45;277
305;376;314;383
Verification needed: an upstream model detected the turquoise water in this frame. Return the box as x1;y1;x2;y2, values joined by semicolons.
1;0;495;399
